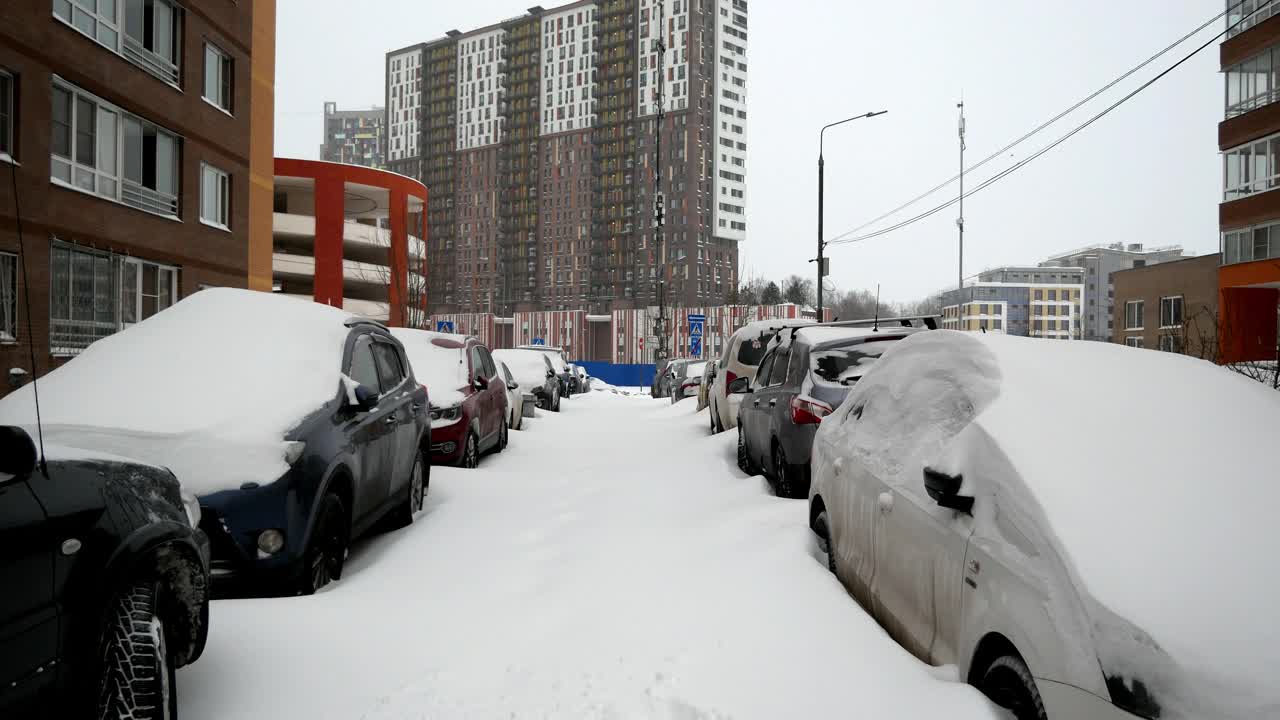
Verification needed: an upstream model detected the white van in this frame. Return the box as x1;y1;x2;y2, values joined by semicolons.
708;318;812;433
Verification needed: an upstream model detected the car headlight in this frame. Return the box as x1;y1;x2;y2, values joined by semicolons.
181;491;202;528
283;441;306;466
430;405;462;421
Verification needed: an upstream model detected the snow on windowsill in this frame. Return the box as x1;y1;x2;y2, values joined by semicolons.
0;152;18;166
200;218;232;233
50;177;183;224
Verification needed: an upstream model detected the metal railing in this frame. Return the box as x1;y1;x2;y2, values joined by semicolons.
121;180;179;217
123;36;180;86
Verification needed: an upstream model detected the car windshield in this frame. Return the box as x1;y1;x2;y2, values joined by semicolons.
736;334;770;365
810;339;900;386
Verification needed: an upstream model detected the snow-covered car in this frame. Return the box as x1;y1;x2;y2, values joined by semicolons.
494;348;561;412
517;345;574;400
392;329;509;468
0;426;210;718
574;364;592;393
0;289;431;597
497;360;531;430
709;318;813;433
671;360;707;404
738;325;921;498
808;330;1280;720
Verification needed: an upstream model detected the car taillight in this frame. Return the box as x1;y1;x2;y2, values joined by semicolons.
725;370;738;387
791;396;834;425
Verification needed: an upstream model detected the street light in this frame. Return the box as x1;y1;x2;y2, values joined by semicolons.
816;110;887;321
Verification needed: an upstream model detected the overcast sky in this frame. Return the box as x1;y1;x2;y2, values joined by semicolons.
275;0;1222;304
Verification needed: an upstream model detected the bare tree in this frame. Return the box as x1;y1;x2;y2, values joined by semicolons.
1178;302;1278;390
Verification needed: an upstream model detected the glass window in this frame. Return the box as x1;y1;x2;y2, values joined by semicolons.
736;333;769;365
55;0;121;51
752;348;774;387
348;337;381;392
1125;300;1144;330
203;43;233;112
200;163;230;228
768;346;790;386
373;340;407;390
0;71;12;158
0;252;14;341
1255;225;1270;260
1160;296;1184;328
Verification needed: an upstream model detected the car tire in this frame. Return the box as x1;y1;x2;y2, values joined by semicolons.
461;432;480;468
552;390;561;412
978;654;1047;720
97;580;176;720
300;493;349;595
389;450;427;529
736;426;754;475
813;509;836;574
497;421;508;452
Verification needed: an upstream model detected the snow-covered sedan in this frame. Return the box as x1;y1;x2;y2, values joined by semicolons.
808;330;1280;720
709;319;813;433
494;348;562;412
0;289;431;597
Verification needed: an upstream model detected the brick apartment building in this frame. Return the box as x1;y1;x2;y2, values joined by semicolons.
1218;0;1280;364
385;0;746;317
1111;254;1220;356
320;101;385;168
0;0;276;397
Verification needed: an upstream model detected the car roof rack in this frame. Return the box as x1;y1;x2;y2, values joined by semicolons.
344;317;389;330
772;314;941;343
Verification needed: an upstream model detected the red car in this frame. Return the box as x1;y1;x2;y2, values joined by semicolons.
391;329;511;468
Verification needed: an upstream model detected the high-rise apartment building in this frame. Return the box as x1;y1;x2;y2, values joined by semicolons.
385;0;745;316
320;102;386;168
1039;243;1183;341
1218;0;1280;365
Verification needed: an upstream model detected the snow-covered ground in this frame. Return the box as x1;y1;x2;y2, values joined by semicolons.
179;391;1000;719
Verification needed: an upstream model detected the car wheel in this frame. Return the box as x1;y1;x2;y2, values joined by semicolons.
813;508;836;574
462;432;480;468
552;390;561;412
497;421;508;452
736;426;754;474
389;450;427;529
301;493;349;595
98;580;176;720
978;654;1047;720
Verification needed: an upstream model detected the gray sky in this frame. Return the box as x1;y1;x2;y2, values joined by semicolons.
275;0;1223;304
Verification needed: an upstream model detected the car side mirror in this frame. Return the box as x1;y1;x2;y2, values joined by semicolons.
473;375;489;390
507;381;519;391
728;377;749;394
546;369;555;378
923;467;974;514
0;426;37;478
353;384;379;412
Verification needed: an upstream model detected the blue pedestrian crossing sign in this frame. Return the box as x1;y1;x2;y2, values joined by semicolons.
688;314;705;358
436;320;455;333
531;338;546;346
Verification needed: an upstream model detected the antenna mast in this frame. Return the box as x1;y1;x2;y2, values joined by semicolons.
957;99;966;294
9;163;48;475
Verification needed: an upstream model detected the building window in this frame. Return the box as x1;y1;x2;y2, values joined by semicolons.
200;163;230;229
0;70;13;158
1223;133;1280;200
1124;300;1144;330
203;42;233;112
1124;337;1144;348
1159;296;1183;328
51;81;179;217
49;241;177;354
1158;334;1181;353
54;0;181;86
0;252;14;342
1223;222;1280;265
1225;46;1280;118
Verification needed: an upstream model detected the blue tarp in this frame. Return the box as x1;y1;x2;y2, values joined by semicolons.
577;361;655;389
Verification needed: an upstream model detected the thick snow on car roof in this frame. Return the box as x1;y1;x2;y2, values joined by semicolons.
492;348;552;391
866;331;1280;718
0;288;356;496
787;325;915;347
390;328;470;409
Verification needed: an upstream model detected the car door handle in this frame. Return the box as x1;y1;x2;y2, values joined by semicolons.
878;492;894;514
411;403;421;413
833;457;844;475
383;416;398;426
753;399;760;406
768;399;777;407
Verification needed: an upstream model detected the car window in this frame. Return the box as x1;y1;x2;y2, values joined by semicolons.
348;335;382;392
786;345;806;384
811;338;902;386
479;347;497;378
372;340;407;392
501;362;515;384
768;345;791;386
752;348;775;388
737;334;769;366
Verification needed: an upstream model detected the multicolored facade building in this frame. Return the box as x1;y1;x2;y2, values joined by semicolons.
385;0;746;321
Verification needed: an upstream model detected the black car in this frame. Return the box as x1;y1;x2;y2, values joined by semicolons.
737;325;922;497
0;426;211;719
199;319;431;597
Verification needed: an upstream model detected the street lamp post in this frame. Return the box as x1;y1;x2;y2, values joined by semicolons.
816;110;886;321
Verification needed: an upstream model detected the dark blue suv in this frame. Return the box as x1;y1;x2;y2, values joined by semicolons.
199;320;431;596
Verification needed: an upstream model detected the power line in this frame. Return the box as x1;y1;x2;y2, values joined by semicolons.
827;0;1266;248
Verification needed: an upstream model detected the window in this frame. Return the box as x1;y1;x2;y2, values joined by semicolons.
1125;337;1144;348
0;252;14;341
55;0;181;86
1159;296;1183;328
203;43;233;112
0;70;12;158
1124;300;1144;330
348;336;381;391
1158;334;1181;353
51;81;179;217
48;241;176;354
200;163;230;229
1223;133;1280;199
372;340;407;391
1223;221;1280;264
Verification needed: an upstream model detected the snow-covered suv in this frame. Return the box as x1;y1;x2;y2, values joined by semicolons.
0;426;210;718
